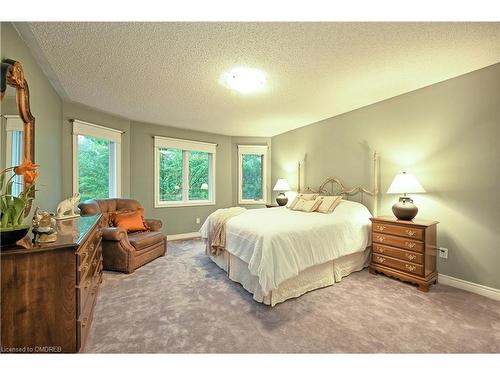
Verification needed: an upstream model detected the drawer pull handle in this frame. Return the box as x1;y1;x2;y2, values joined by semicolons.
84;280;91;290
405;242;416;249
407;254;416;261
405;264;416;272
377;225;386;231
378;247;384;253
406;229;416;237
81;317;88;327
376;256;385;263
376;236;385;242
81;265;88;273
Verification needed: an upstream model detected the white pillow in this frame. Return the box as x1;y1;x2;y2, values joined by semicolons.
315;195;343;213
292;197;322;212
288;193;318;209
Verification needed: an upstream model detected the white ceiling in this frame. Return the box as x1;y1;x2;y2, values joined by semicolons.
18;22;500;137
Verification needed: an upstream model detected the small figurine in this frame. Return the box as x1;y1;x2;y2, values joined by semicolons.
32;207;58;243
55;192;80;220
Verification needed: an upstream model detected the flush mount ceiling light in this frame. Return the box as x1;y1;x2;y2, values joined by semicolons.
220;68;267;94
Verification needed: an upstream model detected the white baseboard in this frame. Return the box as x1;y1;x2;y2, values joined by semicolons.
438;274;500;301
167;232;201;241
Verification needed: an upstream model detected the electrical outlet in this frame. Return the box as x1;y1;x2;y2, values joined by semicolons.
438;247;448;259
196;218;200;224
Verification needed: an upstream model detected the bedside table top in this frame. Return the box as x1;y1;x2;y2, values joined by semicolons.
371;216;439;227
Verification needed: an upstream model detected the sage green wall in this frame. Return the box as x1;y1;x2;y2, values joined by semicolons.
130;121;234;235
1;22;63;211
61;101;131;199
271;63;500;289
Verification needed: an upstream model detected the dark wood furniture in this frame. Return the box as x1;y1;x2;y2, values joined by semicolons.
1;215;103;353
369;216;438;292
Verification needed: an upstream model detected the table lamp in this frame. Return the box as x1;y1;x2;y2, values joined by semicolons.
273;178;291;206
387;172;426;220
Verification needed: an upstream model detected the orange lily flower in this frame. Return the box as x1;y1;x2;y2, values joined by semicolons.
24;170;39;184
14;159;39;185
14;159;39;175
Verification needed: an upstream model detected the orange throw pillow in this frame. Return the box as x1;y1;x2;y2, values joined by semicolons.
112;210;148;233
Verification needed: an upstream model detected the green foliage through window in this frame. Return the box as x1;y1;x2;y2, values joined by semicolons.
189;151;209;200
242;154;263;200
159;148;211;202
78;135;110;202
159;148;183;201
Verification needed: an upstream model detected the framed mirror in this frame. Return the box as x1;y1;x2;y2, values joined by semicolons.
1;59;36;204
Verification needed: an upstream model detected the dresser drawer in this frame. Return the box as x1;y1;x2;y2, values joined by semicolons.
77;233;100;268
77;285;98;351
372;233;424;253
77;238;101;283
77;250;101;312
372;243;423;264
372;254;423;276
372;222;424;240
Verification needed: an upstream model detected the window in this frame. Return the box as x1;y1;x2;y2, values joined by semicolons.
238;145;267;204
72;120;122;202
154;136;216;207
4;116;24;197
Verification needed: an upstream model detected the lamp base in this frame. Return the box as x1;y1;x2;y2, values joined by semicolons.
276;193;288;206
392;196;418;221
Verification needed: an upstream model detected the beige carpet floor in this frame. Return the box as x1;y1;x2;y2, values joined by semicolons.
85;239;500;353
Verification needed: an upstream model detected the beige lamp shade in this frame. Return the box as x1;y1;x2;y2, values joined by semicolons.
387;172;426;194
273;179;291;191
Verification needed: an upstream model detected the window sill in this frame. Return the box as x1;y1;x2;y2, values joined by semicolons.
238;200;267;205
155;201;216;208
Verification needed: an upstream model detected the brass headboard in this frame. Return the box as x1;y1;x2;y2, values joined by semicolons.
300;151;379;215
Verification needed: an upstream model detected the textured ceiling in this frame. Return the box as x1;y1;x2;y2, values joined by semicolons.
19;22;500;136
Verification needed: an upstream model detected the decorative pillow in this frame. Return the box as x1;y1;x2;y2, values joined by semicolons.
315;195;343;214
288;193;318;209
291;197;322;212
112;209;149;233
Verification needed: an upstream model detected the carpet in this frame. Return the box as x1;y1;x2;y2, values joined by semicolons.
85;238;500;353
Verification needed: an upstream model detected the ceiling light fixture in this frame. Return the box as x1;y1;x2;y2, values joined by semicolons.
220;67;267;94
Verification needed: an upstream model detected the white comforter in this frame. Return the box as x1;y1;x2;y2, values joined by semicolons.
200;200;372;295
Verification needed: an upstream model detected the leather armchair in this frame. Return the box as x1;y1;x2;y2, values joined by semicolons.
78;198;166;273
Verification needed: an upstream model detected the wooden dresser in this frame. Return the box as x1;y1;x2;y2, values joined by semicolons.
1;214;103;353
369;216;439;292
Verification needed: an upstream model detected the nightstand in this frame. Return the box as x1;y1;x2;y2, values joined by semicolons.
369;216;439;292
266;204;279;208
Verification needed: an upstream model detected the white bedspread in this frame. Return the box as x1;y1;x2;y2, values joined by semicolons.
200;200;372;294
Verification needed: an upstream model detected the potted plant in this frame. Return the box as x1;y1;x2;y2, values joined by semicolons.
0;159;39;246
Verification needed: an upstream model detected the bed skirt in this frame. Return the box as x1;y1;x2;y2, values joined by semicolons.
206;246;371;306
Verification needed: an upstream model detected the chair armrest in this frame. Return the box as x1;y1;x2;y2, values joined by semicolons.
145;219;163;232
102;227;128;241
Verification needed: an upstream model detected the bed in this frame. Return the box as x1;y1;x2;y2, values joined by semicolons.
200;153;379;306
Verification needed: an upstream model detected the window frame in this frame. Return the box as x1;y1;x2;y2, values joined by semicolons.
72;119;123;199
238;145;268;205
154;136;216;208
4;115;24;197
4;115;23;168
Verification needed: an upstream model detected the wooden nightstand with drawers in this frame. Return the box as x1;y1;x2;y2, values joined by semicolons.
369;216;439;292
